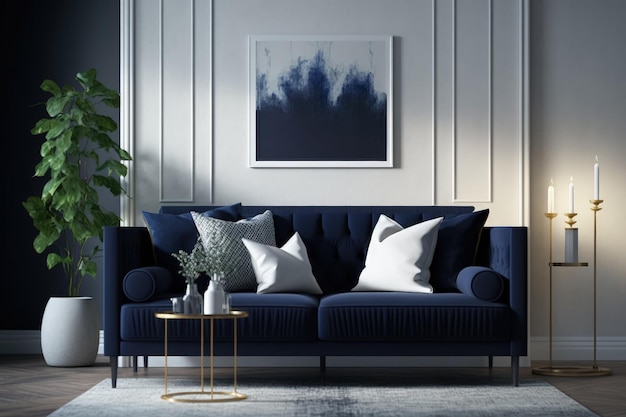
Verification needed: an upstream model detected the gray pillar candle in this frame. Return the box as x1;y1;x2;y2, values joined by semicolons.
565;228;578;263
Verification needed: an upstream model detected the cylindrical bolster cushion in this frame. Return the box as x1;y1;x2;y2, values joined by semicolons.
456;266;505;302
123;266;173;302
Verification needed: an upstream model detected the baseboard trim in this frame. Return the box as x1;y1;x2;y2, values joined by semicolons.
530;336;626;361
0;330;105;356
0;330;42;354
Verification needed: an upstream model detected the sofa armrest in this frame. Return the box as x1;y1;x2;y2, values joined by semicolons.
477;226;528;356
103;226;155;356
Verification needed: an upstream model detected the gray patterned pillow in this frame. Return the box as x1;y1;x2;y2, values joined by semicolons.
191;210;276;292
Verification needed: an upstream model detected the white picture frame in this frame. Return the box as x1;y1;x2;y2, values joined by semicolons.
249;35;393;168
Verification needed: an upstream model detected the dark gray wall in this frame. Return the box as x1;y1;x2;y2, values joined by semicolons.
2;0;120;330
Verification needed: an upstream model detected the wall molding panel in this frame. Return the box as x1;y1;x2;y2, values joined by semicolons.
452;0;493;204
120;0;135;225
122;0;213;222
160;0;195;203
434;0;525;226
123;0;526;225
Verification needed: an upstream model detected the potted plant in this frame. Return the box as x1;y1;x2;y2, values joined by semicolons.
172;234;233;314
22;69;132;366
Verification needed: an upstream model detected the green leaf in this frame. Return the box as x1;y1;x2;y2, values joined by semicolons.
31;118;55;135
103;95;120;109
118;148;132;161
44;118;70;140
40;79;61;97
33;159;51;177
46;96;71;117
92;175;123;195
75;96;95;116
46;253;66;270
91;114;117;132
46;147;67;173
76;69;97;90
81;259;98;278
34;230;60;254
92;208;121;229
41;175;65;200
100;158;128;177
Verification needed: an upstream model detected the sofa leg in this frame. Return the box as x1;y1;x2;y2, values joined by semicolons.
110;356;118;388
320;356;326;372
132;356;138;373
488;356;493;368
511;356;520;387
144;356;149;368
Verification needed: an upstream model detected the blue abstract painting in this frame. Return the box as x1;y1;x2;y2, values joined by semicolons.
250;36;393;167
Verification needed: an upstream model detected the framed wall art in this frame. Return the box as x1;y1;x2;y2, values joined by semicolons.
249;35;393;168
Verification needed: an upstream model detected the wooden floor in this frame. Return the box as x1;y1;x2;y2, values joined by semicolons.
0;355;624;417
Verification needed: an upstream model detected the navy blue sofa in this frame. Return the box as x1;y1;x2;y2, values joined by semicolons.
103;205;527;387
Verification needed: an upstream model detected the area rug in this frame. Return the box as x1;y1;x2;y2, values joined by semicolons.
48;376;598;417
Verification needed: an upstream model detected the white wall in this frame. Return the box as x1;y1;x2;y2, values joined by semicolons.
121;0;626;362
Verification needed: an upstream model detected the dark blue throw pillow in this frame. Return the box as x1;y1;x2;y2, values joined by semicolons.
142;203;243;279
123;266;174;302
456;266;505;302
429;209;489;292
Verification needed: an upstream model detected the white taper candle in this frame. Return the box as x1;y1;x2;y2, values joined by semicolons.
594;156;600;200
569;176;575;213
548;179;555;213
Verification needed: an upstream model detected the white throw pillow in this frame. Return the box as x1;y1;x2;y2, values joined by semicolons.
243;232;323;294
352;215;443;293
192;210;276;292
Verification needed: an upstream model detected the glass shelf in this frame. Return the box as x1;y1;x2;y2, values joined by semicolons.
550;262;589;267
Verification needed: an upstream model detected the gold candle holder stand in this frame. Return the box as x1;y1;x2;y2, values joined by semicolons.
542;212;558;370
533;203;610;377
563;213;579;263
563;212;577;228
589;200;609;375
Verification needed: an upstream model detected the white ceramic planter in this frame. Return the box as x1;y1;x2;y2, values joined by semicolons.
41;296;99;367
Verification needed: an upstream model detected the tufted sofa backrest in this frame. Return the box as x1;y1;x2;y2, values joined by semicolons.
160;205;474;294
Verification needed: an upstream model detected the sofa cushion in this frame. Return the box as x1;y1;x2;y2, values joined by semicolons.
318;292;511;341
352;216;443;293
120;293;319;342
429;209;490;292
192;210;276;292
456;266;505;302
230;293;320;340
122;266;174;302
243;232;322;295
142;203;242;282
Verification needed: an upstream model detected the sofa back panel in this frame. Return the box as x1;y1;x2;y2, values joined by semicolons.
245;206;476;293
160;205;475;293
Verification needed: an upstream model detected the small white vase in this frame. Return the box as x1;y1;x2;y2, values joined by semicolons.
41;296;99;367
204;279;225;314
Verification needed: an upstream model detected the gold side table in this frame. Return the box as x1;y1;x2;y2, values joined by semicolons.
532;203;610;377
155;310;249;402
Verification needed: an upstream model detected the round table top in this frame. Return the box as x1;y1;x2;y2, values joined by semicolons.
155;310;248;319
